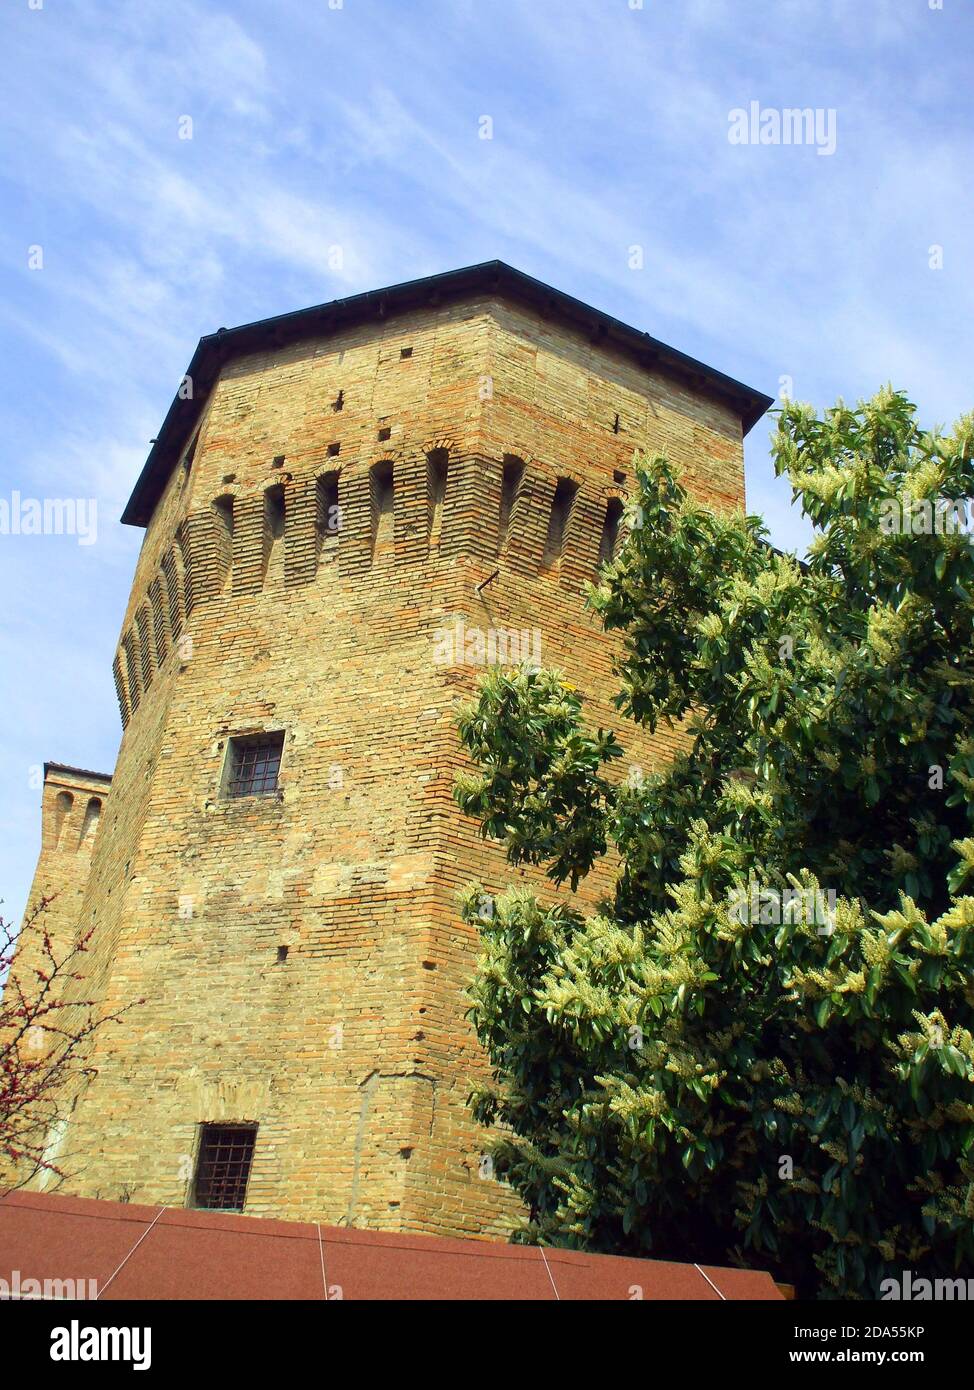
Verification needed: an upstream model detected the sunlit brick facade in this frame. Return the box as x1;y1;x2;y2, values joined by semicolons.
12;264;768;1236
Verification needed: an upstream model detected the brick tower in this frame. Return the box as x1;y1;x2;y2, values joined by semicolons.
14;263;770;1236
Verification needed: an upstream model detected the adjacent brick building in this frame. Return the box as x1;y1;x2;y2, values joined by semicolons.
10;263;770;1238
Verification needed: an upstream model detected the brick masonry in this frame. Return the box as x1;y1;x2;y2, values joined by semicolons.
10;287;753;1238
12;764;112;995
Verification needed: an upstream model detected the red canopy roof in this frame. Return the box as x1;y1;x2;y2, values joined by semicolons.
0;1190;782;1300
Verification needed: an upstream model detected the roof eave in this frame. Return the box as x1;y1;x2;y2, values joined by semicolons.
43;761;113;784
121;261;773;528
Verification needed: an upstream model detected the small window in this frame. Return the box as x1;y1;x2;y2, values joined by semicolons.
163;545;185;638
498;455;525;552
224;732;284;798
54;790;74;849
149;578;169;661
316;471;341;561
598;497;624;567
543;478;578;566
212;495;234;590
400;346;413;359
136;604;154;690
427;448;448;545
192;1123;257;1211
370;460;394;559
79;796;102;847
262;485;285;584
377;426;392;442
181;431;199;477
123;631;141;711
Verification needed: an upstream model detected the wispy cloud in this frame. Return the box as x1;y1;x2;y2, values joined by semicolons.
0;0;971;926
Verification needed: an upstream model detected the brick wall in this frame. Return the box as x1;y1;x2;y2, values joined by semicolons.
14;293;746;1237
8;765;110;995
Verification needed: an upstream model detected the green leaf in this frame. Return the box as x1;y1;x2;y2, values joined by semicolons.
454;397;974;1300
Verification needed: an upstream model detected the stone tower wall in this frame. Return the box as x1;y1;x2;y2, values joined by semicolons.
6;764;110;1006
20;294;745;1236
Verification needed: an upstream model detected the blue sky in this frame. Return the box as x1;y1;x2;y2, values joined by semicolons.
1;0;971;928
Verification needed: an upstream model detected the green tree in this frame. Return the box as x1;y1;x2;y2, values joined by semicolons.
455;388;974;1298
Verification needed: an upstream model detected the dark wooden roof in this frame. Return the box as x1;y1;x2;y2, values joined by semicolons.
0;1190;783;1301
121;260;773;528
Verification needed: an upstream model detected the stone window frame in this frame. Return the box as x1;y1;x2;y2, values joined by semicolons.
217;729;288;801
189;1121;259;1212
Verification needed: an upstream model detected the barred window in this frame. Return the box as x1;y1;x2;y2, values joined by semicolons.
192;1124;258;1211
224;733;284;798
